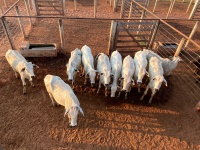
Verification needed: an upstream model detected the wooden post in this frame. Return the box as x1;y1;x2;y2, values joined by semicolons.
184;21;199;49
153;0;158;13
31;0;38;15
94;0;97;18
108;21;117;55
186;0;194;13
34;0;40;16
120;0;125;18
4;0;8;8
15;5;26;39
113;0;118;12
189;0;199;19
149;20;160;49
128;1;133;19
74;0;77;10
166;0;175;19
58;19;65;54
63;0;66;15
24;0;32;26
1;17;15;49
174;38;186;57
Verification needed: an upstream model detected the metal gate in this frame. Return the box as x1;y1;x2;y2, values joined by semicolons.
120;0;149;18
33;0;65;16
108;19;159;54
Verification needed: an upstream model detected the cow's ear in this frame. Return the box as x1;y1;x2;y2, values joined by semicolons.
33;64;39;68
21;67;25;72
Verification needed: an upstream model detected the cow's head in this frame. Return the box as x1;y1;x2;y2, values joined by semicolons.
99;69;113;87
64;105;84;127
66;66;79;82
151;75;167;92
87;69;97;87
20;62;38;80
111;84;120;97
120;75;135;91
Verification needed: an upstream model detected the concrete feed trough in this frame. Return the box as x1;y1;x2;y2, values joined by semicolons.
20;42;57;57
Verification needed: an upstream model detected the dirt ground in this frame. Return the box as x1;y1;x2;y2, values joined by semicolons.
0;0;200;150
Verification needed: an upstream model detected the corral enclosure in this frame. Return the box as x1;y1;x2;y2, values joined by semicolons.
0;0;200;149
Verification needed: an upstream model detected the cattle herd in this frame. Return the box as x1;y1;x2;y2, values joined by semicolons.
5;45;200;127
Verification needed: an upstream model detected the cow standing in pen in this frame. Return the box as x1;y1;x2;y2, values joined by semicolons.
110;50;122;98
44;75;84;127
143;49;182;76
140;57;168;104
117;55;135;99
81;45;97;87
96;53;112;97
134;50;149;93
5;49;39;94
66;48;82;89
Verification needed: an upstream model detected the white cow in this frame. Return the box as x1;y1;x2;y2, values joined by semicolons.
143;49;182;76
117;55;135;99
5;49;39;94
134;50;149;93
110;50;122;97
66;48;82;89
96;53;112;97
44;75;84;127
81;45;97;87
140;57;167;104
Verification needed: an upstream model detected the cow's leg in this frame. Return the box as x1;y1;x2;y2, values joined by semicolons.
21;77;26;94
68;113;71;125
48;92;56;106
14;71;19;78
30;79;35;87
138;84;141;93
72;80;75;89
84;74;87;85
148;89;157;104
125;91;128;99
105;86;108;97
97;80;101;94
140;85;149;101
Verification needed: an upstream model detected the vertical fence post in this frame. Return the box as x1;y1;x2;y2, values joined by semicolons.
174;38;186;57
63;0;66;15
166;0;175;19
74;0;77;10
4;0;8;8
149;20;160;49
113;0;118;12
58;19;65;54
153;0;158;13
186;0;194;13
108;20;117;55
1;17;15;49
120;0;125;18
24;0;32;26
15;5;26;39
31;0;38;15
94;0;97;18
184;21;199;49
189;0;199;19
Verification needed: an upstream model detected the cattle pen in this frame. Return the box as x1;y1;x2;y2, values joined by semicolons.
0;0;200;149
